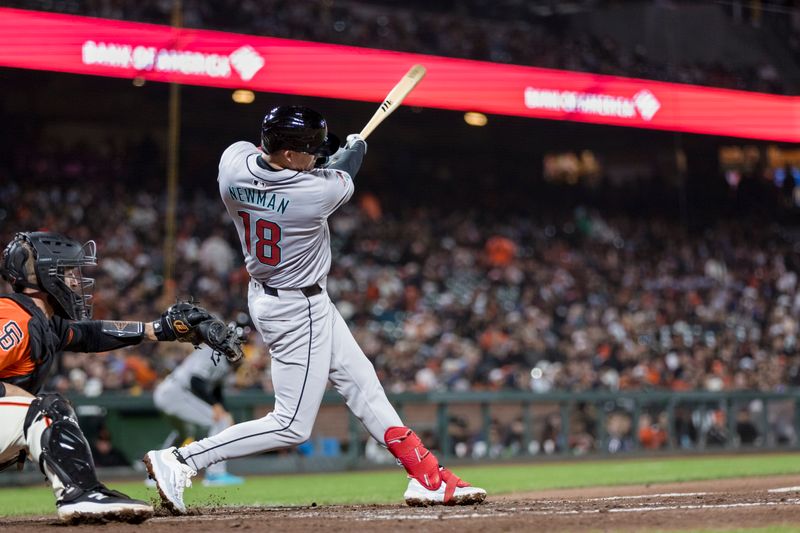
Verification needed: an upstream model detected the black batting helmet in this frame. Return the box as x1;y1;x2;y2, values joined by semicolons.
1;232;97;320
260;106;340;157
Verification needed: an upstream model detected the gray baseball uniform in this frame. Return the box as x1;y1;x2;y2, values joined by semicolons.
177;140;402;470
154;345;233;474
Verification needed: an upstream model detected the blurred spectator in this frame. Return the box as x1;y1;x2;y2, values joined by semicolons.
735;409;760;446
768;400;797;445
91;424;130;467
568;419;595;455
471;418;506;459
607;411;634;453
673;406;699;449
638;412;668;450
485;236;516;267
699;409;729;447
448;416;471;458
503;417;527;456
538;412;565;455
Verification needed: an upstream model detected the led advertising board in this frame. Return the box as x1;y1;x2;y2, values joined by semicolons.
1;8;797;142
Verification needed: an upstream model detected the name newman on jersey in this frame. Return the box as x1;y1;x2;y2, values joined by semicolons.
227;187;290;214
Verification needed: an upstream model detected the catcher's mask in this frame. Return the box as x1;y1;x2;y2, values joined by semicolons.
1;232;97;320
260;105;340;160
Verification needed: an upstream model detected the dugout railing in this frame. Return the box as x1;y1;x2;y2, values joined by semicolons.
57;390;800;472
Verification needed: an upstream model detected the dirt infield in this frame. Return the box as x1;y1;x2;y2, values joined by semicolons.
3;475;800;532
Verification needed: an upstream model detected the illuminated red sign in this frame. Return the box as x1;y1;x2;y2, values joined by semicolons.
0;7;798;142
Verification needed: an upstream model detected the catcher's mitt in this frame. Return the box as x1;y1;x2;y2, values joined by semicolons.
155;300;244;362
197;318;244;363
156;301;213;344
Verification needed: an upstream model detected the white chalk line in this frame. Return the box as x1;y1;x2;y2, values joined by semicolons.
356;511;513;521
524;492;709;506
607;499;800;514
769;486;800;493
587;492;708;501
513;492;710;511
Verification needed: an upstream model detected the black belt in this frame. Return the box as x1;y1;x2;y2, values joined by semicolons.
262;282;322;298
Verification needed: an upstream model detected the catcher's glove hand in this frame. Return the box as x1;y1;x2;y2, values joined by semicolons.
154;300;213;343
197;319;244;363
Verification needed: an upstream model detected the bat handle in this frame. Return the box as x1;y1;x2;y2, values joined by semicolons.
359;119;381;140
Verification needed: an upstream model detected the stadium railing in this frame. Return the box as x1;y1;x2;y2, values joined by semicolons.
61;390;800;472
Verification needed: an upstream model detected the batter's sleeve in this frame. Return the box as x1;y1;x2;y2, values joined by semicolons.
317;167;355;217
325;143;365;179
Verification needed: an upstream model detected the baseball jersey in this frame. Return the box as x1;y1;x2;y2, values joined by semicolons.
218;141;354;289
0;294;144;393
168;345;231;391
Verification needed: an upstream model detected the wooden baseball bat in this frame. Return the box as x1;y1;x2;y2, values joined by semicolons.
359;64;427;140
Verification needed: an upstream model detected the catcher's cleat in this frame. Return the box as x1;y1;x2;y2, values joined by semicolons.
57;485;153;523
143;447;196;514
403;467;487;506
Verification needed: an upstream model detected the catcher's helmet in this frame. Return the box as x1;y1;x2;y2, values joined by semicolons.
260;106;340;157
1;232;97;320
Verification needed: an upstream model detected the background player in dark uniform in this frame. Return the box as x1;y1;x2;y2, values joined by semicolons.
0;231;242;523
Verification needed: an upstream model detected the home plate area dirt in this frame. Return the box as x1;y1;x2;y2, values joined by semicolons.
4;475;800;531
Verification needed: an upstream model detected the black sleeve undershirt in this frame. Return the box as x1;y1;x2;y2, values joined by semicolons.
325;143;366;179
64;321;144;353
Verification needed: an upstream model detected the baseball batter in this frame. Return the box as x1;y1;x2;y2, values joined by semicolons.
145;106;486;512
153;341;243;486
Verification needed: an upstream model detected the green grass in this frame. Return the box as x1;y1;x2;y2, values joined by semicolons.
2;453;800;517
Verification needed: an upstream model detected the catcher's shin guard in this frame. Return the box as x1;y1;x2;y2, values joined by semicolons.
24;393;102;498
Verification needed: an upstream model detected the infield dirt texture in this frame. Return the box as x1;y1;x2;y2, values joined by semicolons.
3;475;800;531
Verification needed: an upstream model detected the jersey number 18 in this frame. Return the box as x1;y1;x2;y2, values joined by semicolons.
238;211;281;266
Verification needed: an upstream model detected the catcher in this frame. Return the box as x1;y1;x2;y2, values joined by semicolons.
0;231;243;523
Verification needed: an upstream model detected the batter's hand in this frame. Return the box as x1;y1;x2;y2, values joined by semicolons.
345;133;367;153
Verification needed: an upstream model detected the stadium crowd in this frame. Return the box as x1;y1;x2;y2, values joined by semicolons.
2;0;793;94
3;143;800;403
